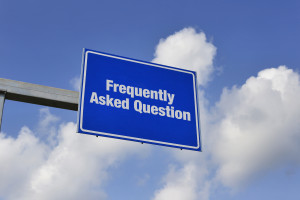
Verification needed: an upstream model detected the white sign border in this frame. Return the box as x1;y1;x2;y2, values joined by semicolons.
78;50;201;150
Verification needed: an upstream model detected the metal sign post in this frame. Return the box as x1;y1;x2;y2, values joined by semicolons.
0;78;79;131
0;91;5;132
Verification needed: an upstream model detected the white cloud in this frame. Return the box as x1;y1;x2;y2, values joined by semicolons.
151;65;300;199
70;76;81;91
153;163;198;200
0;110;150;200
38;108;59;129
152;27;216;86
150;27;300;199
212;66;300;189
0;127;49;199
60;27;217;200
2;27;300;200
151;27;216;200
152;161;211;200
37;108;60;146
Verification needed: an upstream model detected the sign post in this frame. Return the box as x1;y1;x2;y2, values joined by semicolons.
0;91;5;132
77;49;201;151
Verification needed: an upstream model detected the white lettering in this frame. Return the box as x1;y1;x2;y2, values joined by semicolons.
175;110;182;119
151;105;158;115
113;83;119;92
106;80;113;91
127;86;134;98
122;98;129;110
90;92;98;104
99;96;105;105
134;100;143;113
183;111;191;121
119;85;126;94
159;107;165;116
167;93;175;105
106;94;114;107
143;89;150;98
114;99;121;108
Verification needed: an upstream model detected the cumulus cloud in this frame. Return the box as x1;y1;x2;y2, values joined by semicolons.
152;65;300;199
152;27;217;86
151;27;300;199
3;27;300;200
151;27;216;200
153;163;208;200
62;28;217;200
24;122;144;200
70;76;81;91
38;108;59;129
212;66;300;189
0;127;49;199
0;110;150;200
37;108;60;146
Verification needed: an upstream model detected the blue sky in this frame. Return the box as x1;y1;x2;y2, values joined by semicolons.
1;0;300;199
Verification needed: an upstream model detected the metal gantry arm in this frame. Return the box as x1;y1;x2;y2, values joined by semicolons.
0;78;79;131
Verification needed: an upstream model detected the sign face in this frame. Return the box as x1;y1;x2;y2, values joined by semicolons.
77;49;201;151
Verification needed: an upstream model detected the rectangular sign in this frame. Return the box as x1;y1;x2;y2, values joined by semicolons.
77;49;201;151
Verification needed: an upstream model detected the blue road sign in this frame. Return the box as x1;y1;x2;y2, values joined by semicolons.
77;49;201;151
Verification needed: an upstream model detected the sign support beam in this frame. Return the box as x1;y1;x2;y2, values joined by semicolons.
0;78;79;131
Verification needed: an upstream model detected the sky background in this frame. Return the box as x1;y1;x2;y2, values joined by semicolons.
1;0;300;199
